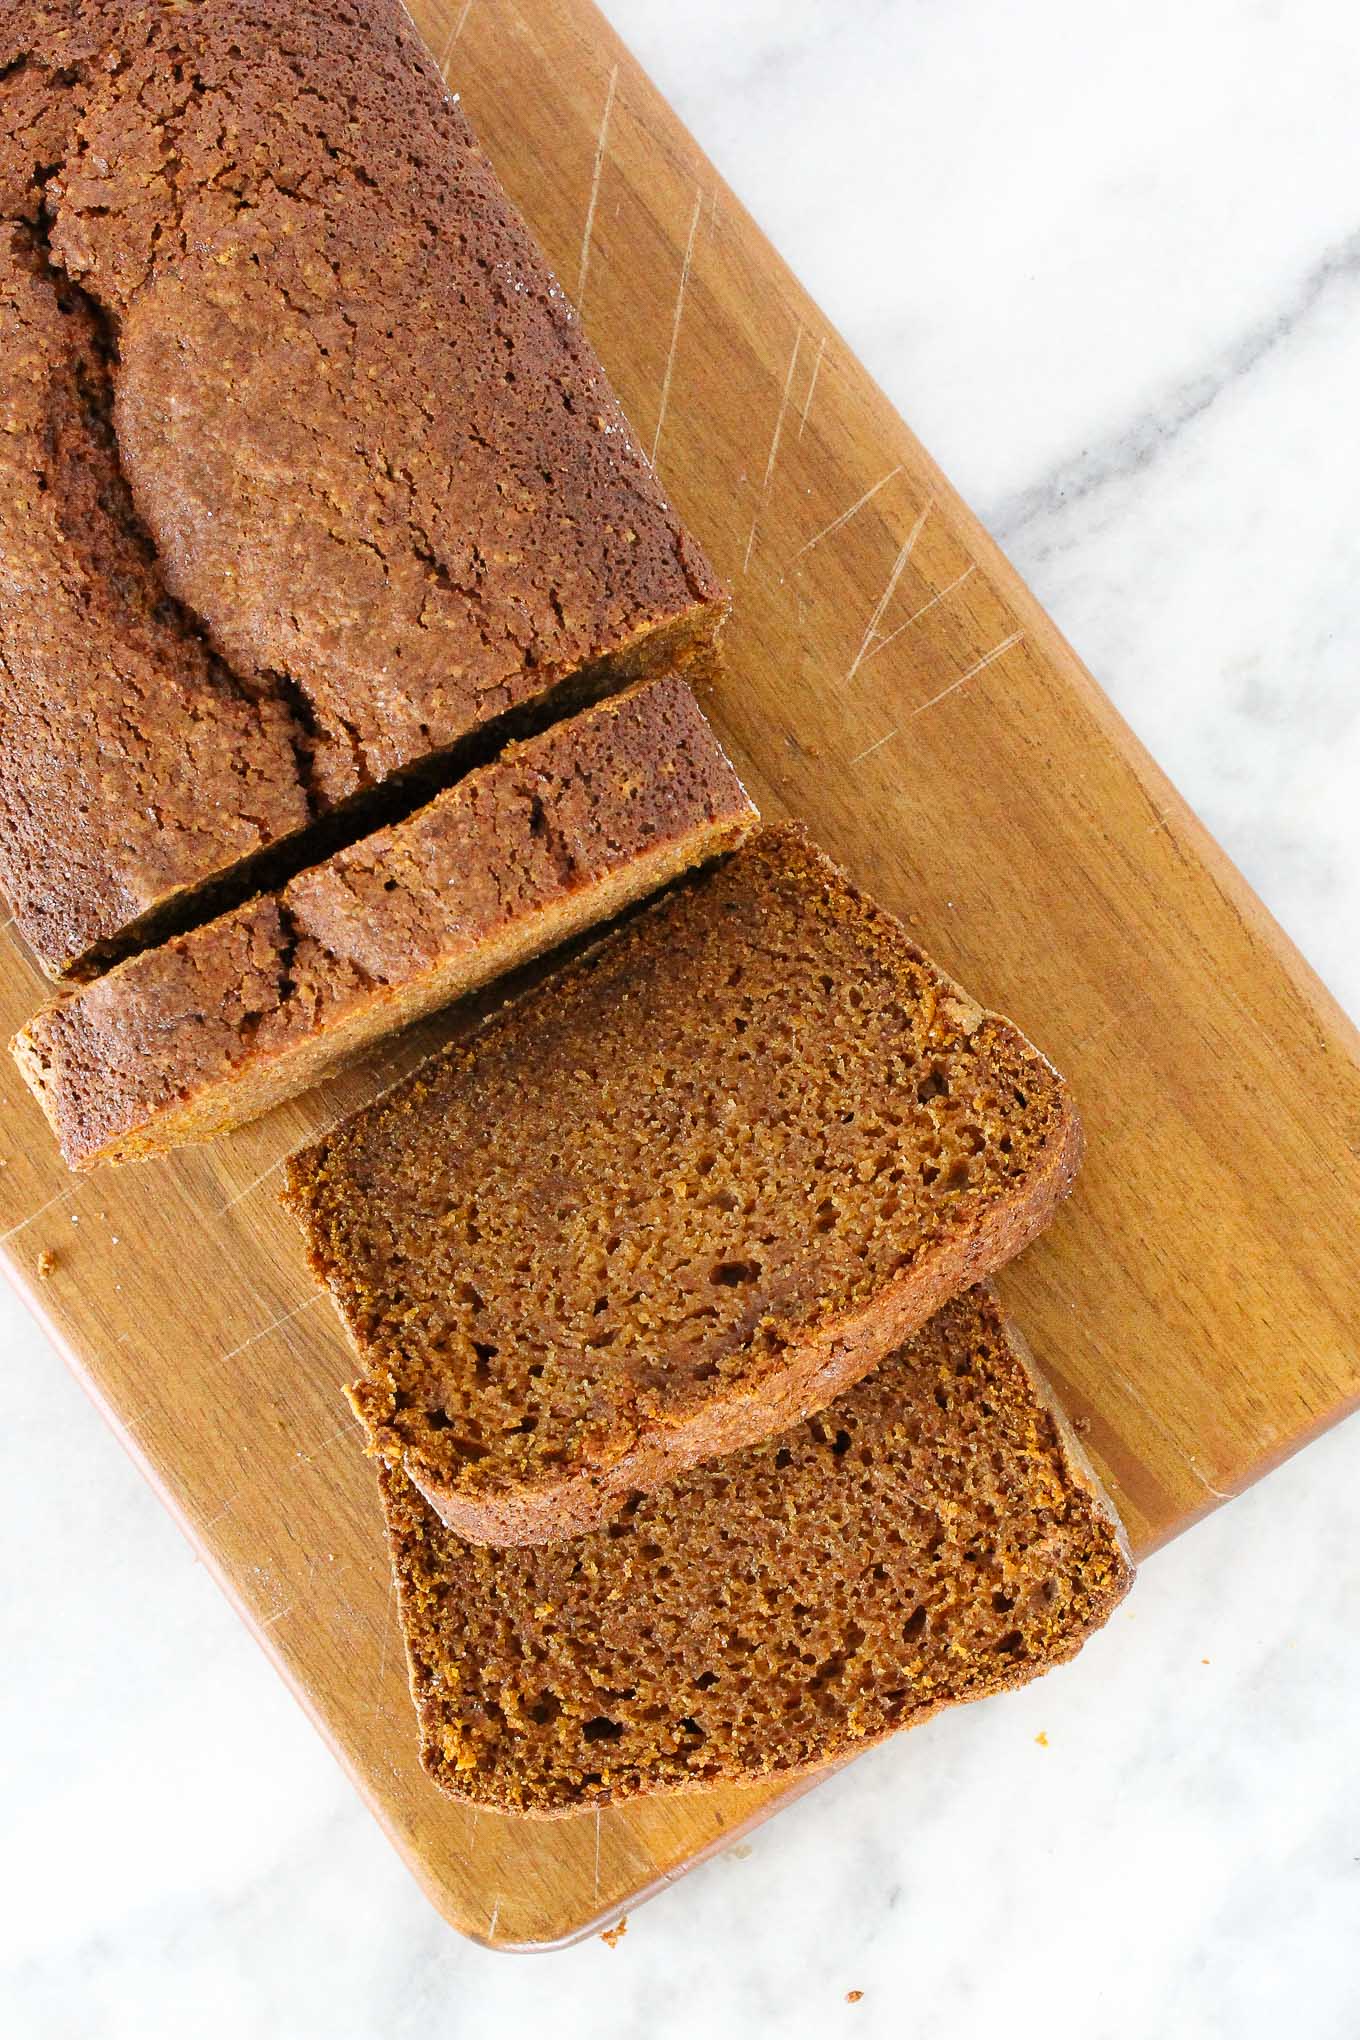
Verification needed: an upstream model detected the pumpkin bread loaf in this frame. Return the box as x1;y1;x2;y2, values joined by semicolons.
14;678;755;1169
379;1287;1132;1816
0;0;724;974
284;826;1083;1545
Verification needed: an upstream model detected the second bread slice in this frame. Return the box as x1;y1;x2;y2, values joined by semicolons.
285;825;1083;1544
14;677;754;1168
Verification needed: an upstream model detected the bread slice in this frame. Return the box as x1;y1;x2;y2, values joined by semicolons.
378;1287;1132;1816
14;678;755;1169
285;826;1083;1545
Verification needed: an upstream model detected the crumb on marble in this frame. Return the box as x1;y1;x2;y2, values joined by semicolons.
600;1915;628;1949
847;1991;864;2005
1035;1731;1049;1747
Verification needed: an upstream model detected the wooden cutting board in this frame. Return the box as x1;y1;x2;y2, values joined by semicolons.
3;0;1359;1950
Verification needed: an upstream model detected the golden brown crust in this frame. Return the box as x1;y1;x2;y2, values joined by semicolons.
285;825;1084;1544
378;1288;1133;1816
13;678;756;1168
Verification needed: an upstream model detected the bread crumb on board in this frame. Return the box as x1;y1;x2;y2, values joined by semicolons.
600;1916;628;1949
36;1247;58;1279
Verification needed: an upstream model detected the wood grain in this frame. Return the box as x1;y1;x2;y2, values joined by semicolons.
3;0;1359;1948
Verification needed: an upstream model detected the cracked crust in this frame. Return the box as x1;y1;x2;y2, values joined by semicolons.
0;222;315;978
284;826;1084;1546
13;677;757;1168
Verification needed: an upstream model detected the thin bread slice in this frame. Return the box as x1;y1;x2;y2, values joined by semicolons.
285;826;1083;1544
379;1287;1133;1816
13;678;755;1168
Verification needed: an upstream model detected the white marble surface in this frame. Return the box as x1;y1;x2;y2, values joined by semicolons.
4;2;1359;2033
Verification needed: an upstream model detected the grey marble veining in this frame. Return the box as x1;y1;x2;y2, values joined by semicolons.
2;4;1358;2035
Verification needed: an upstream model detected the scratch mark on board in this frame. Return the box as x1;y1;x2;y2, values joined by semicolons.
844;500;932;683
1071;999;1146;1059
296;1415;363;1468
577;64;618;310
860;562;978;668
0;1185;76;1245
907;631;1023;721
217;1153;289;1217
219;1291;324;1364
786;465;901;571
742;322;804;572
1186;1456;1235;1501
651;186;703;466
436;0;474;77
797;333;827;439
847;727;899;769
1112;1367;1235;1507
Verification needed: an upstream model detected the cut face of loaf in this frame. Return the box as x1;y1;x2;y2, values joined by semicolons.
379;1287;1133;1816
13;678;756;1169
0;0;724;976
284;825;1084;1545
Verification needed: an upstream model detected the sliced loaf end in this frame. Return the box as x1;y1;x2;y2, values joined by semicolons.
14;675;756;1168
380;1287;1132;1816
